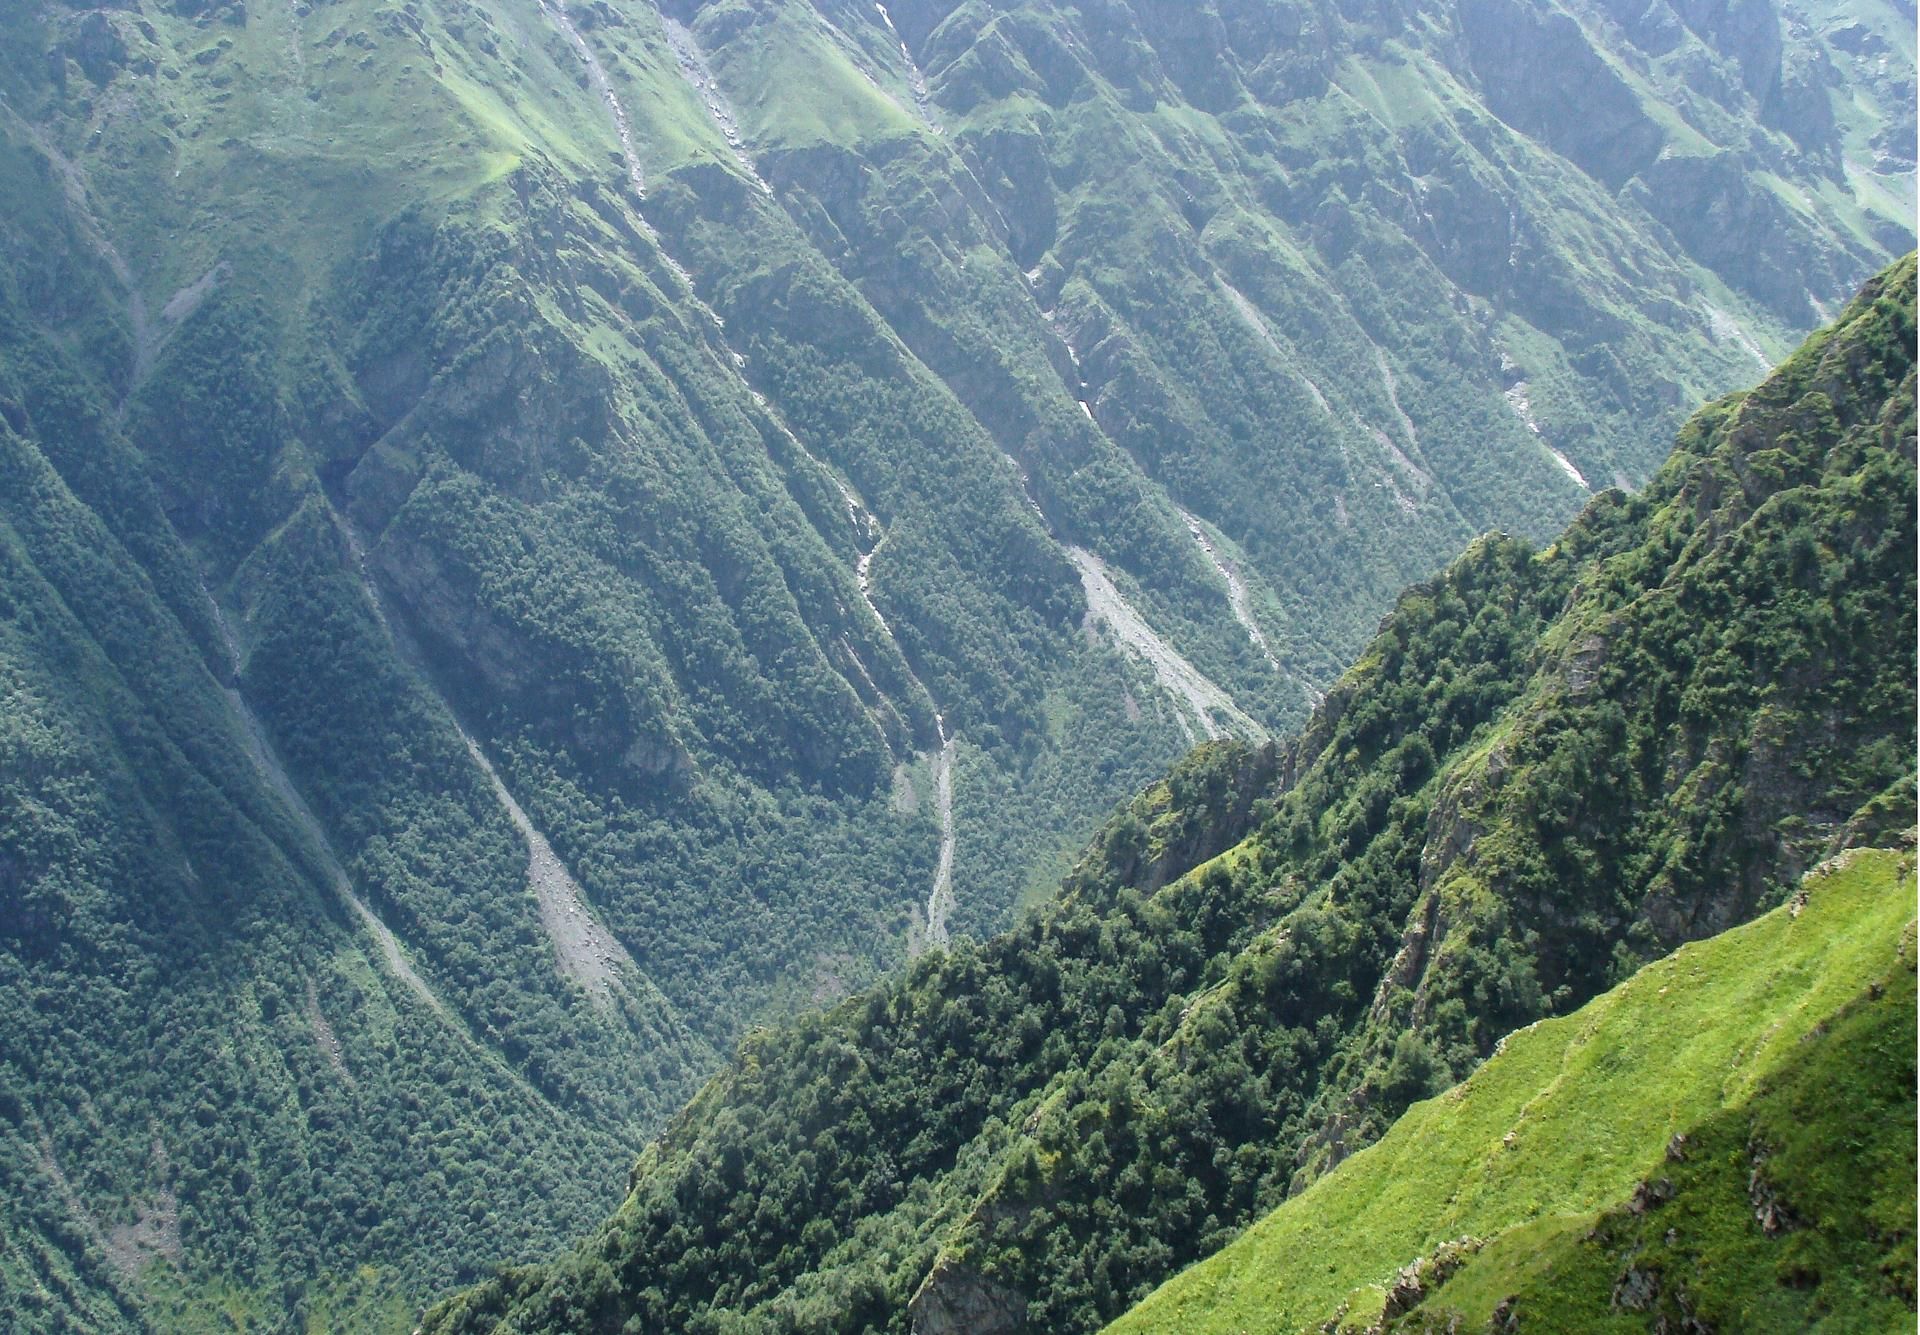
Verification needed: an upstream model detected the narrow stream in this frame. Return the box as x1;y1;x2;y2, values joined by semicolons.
536;0;645;197
873;2;942;131
534;8;961;949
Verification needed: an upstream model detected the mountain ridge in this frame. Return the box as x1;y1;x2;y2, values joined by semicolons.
0;0;1911;1324
420;255;1915;1335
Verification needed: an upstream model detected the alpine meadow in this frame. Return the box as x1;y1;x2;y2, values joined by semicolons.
0;0;1911;1330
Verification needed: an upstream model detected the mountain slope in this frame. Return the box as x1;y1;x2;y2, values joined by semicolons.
896;249;1916;1335
0;180;712;1328
1389;924;1918;1332
420;259;1916;1334
1105;844;1917;1334
0;0;1911;1322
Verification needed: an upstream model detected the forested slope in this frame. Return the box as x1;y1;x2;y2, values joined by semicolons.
0;0;1911;1323
422;259;1916;1334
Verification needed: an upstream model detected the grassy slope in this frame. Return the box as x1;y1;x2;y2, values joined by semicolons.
1108;846;1918;1335
1400;922;1917;1332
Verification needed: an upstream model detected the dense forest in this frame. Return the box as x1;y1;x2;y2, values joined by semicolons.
0;0;1911;1325
423;258;1915;1334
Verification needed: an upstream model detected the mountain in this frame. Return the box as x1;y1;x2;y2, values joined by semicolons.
0;0;1911;1324
418;258;1916;1333
1107;844;1917;1334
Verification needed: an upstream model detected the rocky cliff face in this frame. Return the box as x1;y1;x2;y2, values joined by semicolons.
909;1258;1030;1335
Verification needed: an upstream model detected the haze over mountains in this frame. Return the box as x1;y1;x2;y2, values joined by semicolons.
0;0;1911;1327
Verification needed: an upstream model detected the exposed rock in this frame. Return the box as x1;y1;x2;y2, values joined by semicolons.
1566;630;1608;697
909;1257;1028;1335
1613;1262;1660;1311
1369;886;1441;1025
1066;740;1282;900
1378;1260;1429;1324
1635;150;1866;323
58;12;129;83
1628;1176;1676;1213
1747;1138;1796;1235
1457;0;1665;189
1372;1236;1482;1328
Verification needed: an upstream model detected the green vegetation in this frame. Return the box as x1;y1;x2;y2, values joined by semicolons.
0;0;1911;1324
1403;931;1918;1332
0;208;671;1329
421;260;1916;1334
1108;846;1917;1333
